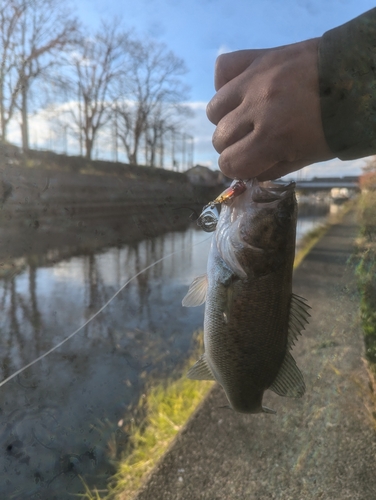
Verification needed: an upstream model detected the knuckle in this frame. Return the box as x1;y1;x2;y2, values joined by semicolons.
215;54;228;76
206;99;218;124
214;54;231;90
206;94;223;125
212;125;225;154
218;153;234;179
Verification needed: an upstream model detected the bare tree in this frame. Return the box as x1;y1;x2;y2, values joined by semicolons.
115;38;190;166
0;0;26;141
67;20;128;159
144;102;191;167
17;0;79;151
0;0;79;149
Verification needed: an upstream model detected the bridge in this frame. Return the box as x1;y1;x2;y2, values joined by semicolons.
285;176;359;192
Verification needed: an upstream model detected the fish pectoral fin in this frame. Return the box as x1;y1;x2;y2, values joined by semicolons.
269;351;305;398
287;293;311;349
182;274;208;307
262;406;277;414
186;353;215;380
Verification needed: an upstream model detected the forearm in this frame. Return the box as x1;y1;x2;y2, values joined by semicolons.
319;8;376;160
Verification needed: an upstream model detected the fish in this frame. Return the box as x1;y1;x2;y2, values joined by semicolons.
182;179;310;414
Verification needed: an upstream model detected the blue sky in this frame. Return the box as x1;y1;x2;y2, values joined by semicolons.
22;0;376;177
75;0;376;101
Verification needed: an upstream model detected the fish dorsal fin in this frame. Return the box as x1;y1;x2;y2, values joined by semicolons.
269;351;305;398
287;293;311;349
182;274;208;307
186;353;215;380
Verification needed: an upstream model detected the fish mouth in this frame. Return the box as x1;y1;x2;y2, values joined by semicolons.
250;180;296;205
215;178;297;278
196;180;295;232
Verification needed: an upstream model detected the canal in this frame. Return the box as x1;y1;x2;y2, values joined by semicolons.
0;205;329;499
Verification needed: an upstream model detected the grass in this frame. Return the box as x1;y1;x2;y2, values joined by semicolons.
294;223;330;269
354;191;376;368
78;331;213;500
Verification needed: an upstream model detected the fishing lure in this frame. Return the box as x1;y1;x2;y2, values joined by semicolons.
197;180;247;232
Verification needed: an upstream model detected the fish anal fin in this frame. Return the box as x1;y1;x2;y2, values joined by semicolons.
182;274;208;307
186;353;215;381
269;351;305;398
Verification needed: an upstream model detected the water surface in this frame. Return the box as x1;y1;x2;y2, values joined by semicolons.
0;210;328;498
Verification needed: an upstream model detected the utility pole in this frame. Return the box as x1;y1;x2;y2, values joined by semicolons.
171;129;175;170
113;101;118;162
63;124;68;154
78;83;83;156
182;133;186;171
159;133;164;168
189;135;194;168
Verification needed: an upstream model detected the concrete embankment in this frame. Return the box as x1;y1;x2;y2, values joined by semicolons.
133;209;376;500
0;158;216;221
0;152;220;262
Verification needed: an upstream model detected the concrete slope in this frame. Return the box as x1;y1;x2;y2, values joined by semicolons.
134;210;376;500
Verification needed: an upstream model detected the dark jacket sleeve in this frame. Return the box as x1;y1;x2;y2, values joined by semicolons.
318;8;376;160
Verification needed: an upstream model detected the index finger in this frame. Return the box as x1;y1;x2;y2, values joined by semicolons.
215;49;270;90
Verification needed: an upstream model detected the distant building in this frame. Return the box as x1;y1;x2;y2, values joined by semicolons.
185;165;226;186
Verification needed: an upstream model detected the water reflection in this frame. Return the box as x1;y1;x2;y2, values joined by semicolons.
296;216;327;242
0;206;329;498
0;227;210;498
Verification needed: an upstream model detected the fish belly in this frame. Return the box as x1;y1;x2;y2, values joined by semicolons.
204;268;291;410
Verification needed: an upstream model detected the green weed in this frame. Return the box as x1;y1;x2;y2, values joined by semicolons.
355;191;376;366
79;331;213;500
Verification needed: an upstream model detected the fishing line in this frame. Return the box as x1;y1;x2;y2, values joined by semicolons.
0;233;212;388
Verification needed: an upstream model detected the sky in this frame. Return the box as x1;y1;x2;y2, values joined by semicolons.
15;0;376;178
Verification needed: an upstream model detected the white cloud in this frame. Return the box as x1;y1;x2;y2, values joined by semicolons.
184;101;217;166
290;156;370;180
217;44;232;56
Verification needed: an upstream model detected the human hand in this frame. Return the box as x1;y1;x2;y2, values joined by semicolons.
206;39;335;181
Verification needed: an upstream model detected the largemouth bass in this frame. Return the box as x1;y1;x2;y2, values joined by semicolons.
182;179;310;414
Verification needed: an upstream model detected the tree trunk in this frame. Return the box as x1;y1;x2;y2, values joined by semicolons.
129;151;137;165
150;139;155;167
85;136;93;159
0;76;5;141
159;135;164;168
